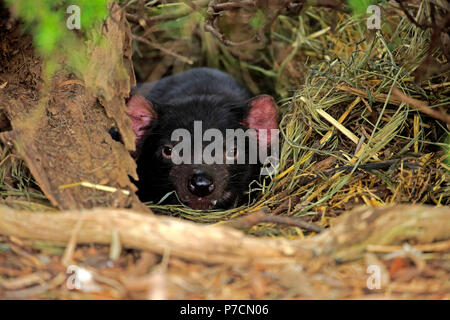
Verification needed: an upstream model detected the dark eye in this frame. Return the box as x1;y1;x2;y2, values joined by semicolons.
226;147;238;161
161;145;173;159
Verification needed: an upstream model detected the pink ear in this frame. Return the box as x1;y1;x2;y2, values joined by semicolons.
244;95;278;145
126;94;157;150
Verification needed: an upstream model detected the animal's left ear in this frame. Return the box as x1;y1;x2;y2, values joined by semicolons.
243;95;278;146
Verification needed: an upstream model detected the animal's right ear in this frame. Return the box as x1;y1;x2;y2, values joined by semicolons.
126;94;157;153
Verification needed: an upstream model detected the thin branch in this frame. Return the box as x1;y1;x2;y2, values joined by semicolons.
391;87;450;124
132;35;194;65
223;210;325;233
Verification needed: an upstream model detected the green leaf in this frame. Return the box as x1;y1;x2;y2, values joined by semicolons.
251;9;265;29
348;0;373;16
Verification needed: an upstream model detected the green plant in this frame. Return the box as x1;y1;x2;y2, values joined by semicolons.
6;0;109;76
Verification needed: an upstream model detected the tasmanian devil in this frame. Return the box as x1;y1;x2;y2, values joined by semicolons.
126;68;278;210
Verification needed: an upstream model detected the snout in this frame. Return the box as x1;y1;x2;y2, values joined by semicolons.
188;169;215;197
169;164;229;210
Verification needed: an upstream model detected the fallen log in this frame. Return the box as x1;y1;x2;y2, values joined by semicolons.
0;205;448;264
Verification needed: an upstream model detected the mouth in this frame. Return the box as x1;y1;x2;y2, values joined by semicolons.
181;190;236;210
184;197;217;210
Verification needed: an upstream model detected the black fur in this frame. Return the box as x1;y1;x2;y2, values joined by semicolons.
133;68;263;209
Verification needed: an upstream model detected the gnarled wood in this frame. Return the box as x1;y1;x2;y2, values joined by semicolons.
0;205;448;264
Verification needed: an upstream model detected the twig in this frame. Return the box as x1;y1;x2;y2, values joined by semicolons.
0;272;51;290
367;239;450;253
204;0;298;49
423;82;450;90
132;35;194;65
336;84;403;105
56;80;85;88
212;1;254;11
391;87;450;124
126;0;210;25
224;210;324;233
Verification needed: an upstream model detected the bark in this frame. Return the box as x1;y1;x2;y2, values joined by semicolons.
0;204;448;264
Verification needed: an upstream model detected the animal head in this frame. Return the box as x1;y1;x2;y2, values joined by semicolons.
127;94;278;210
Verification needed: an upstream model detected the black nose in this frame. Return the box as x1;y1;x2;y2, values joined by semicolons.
188;170;215;197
